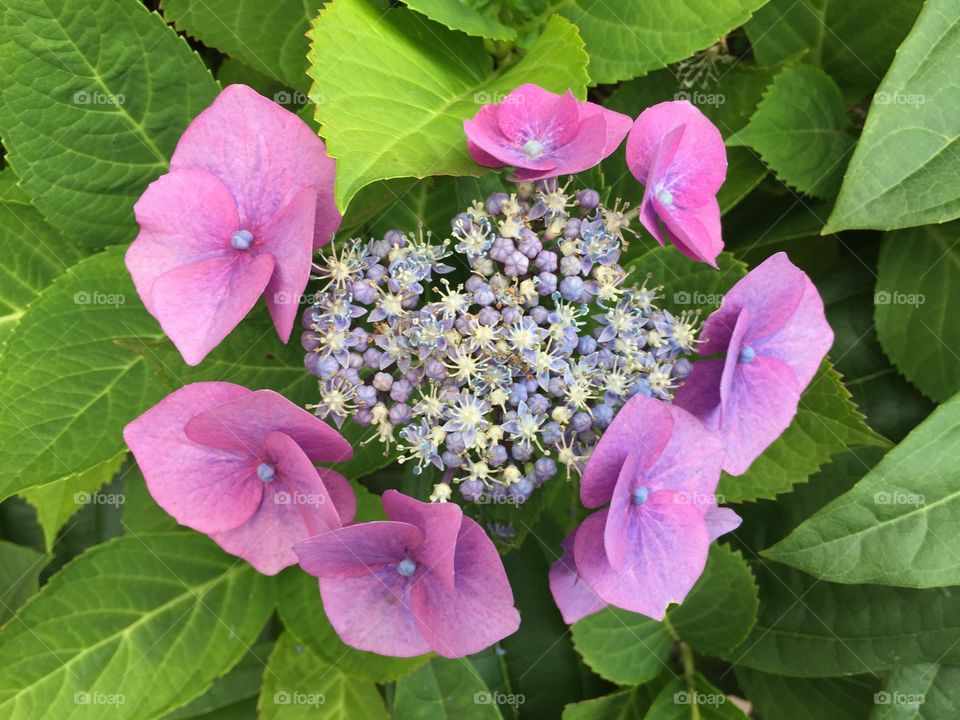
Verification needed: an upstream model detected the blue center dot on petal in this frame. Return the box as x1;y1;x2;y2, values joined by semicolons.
231;229;254;250
256;462;276;483
656;188;674;206
738;345;756;364
522;139;545;159
397;557;417;577
631;486;649;505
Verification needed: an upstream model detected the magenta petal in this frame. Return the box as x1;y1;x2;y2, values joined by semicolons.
320;570;432;657
184;388;352;463
152;252;274;366
382;490;460;591
294;521;423;578
411;515;520;657
543;111;608;176
320;469;357;524
603;450;645;571
705;506;742;542
578;101;632;156
123;382;261;534
496;85;579;144
673;359;724;422
260;186;317;343
210;431;341;575
576;498;710;620
580;394;673;508
548;531;607;624
128;169;239;318
464;104;558;173
171;84;339;249
653;195;723;267
466;136;507;168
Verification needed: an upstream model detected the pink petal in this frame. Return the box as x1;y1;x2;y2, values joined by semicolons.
466;137;507;168
531;110;607;178
626;100;726;202
464;104;558;173
320;469;357;524
603;450;645;571
673;359;724;422
128;169;240;318
382;490;460;591
653;195;723;267
319;569;432;657
123;382;261;534
150;253;275;366
210;431;342;575
705;507;742;542
496;85;579;147
578;101;633;157
580;394;674;508
184;388;352;463
171;84;339;249
548;531;608;624
294;521;423;578
575;498;710;620
259;186;317;343
411;515;520;657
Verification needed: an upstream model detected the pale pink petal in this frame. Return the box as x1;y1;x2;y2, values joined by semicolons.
497;85;579;146
382;490;460;591
171;84;339;248
123;382;260;534
580;394;674;508
411;515;520;657
150;253;275;366
575;498;710;620
294;521;423;578
259;186;317;343
603;450;645;571
464;104;558;172
578;101;633;156
548;531;608;624
705;507;742;542
184;388;352;463
210;431;341;575
128;169;239;317
538;111;608;177
320;469;357;524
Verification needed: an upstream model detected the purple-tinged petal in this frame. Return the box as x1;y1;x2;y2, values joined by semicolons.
184;388;352;463
603;450;645;571
150;252;275;366
578;101;633;156
497;85;579;146
653;194;723;267
294;521;423;578
549;531;608;624
123;382;261;534
466;137;508;168
464;104;558;173
532;111;608;178
171;84;339;249
575;498;710;620
320;469;357;524
672;359;723;421
383;490;460;591
210;431;341;575
260;186;317;343
580;393;673;508
705;506;742;542
411;515;520;657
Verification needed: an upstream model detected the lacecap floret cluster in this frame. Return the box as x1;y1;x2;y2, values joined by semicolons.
302;178;701;504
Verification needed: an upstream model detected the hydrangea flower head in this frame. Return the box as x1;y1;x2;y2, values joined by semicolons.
294;490;520;658
625;100;726;267
569;394;740;620
674;252;833;475
123;382;354;574
127;84;340;365
464;84;632;181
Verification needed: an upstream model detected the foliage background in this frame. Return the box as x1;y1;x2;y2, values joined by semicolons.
0;0;958;717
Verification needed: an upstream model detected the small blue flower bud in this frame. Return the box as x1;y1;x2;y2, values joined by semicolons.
231;229;254;250
257;462;276;483
389;403;411;425
390;379;412;403
373;372;393;392
560;255;582;277
397;557;417;576
577;189;600;210
564;218;581;238
536;272;557;296
577;335;597;355
560;276;584;301
486;192;509;216
632;486;649;505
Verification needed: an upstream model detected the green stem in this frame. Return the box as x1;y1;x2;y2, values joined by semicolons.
679;641;701;720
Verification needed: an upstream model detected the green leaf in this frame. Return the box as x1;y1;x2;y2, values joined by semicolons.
0;539;46;626
744;0;924;100
571;607;673;686
718;361;888;503
557;0;768;85
729;65;854;198
20;451;126;551
162;0;319;91
0;533;274;718
562;682;666;720
826;0;960;231
393;657;502;720
667;546;758;657
0;0;218;247
402;0;517;40
735;669;879;720
165;641;273;720
0;246;168;502
871;664;960;720
765;389;960;588
0;170;88;346
259;632;387;720
623;245;748;311
875;223;960;402
307;0;589;210
730;563;960;676
276;568;428;682
644;674;747;719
